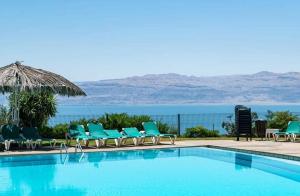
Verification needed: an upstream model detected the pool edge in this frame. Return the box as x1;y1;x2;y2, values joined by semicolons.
206;145;300;162
1;144;300;162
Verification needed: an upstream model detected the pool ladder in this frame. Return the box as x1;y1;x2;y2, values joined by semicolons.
60;142;85;164
75;143;84;153
60;142;68;154
60;142;84;154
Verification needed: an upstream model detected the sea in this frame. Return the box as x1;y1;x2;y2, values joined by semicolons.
56;104;300;115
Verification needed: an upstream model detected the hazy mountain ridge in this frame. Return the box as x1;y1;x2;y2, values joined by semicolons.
59;72;300;104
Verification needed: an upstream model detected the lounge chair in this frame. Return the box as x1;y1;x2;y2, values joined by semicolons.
274;121;300;142
87;123;117;148
287;121;300;142
103;129;126;147
142;121;176;144
22;127;56;149
122;127;146;146
66;124;97;147
1;124;29;150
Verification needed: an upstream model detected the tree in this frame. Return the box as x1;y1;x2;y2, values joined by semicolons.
0;105;11;125
9;91;57;128
222;114;235;136
266;111;298;130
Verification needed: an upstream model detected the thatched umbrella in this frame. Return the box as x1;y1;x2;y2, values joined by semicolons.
0;61;86;124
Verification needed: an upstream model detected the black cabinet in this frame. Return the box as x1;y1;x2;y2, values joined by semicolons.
255;120;267;139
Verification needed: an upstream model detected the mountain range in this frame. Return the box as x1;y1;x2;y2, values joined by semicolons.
58;71;300;104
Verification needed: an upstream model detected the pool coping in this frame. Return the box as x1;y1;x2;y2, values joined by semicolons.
205;145;300;162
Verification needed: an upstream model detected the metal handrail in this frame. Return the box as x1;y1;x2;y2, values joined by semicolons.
60;142;68;154
75;142;84;153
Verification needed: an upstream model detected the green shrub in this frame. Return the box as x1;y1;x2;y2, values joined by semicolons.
39;124;69;139
156;121;177;134
184;126;219;137
0;105;10;125
10;91;56;128
45;113;175;138
266;111;298;130
101;113;132;130
129;115;152;130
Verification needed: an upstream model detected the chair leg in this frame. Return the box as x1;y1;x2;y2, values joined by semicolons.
291;134;296;142
32;141;37;150
102;139;107;147
156;137;161;144
114;139;117;147
95;139;100;148
4;140;10;151
151;137;156;144
170;136;175;145
133;138;138;146
114;138;121;147
98;139;103;148
121;138;127;145
140;137;145;145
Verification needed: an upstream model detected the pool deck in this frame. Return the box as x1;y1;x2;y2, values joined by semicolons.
1;140;300;160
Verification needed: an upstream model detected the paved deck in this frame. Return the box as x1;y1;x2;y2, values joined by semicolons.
1;140;300;160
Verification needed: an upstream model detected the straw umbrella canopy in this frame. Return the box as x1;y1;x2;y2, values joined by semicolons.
0;61;86;124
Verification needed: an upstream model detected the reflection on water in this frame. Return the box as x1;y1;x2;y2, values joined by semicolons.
235;153;252;170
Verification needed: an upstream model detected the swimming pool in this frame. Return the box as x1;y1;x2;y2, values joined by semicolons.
0;147;300;196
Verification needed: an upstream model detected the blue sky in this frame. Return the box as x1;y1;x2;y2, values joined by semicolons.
0;0;299;81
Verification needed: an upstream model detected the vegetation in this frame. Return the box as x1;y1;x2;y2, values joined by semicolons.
9;91;57;128
222;112;258;136
0;105;10;125
39;123;68;139
221;114;235;136
184;126;219;137
222;110;298;135
2;91;299;140
266;110;298;130
39;113;177;138
98;113;152;131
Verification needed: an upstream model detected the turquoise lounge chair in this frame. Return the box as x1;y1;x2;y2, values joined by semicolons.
87;123;120;148
1;124;29;150
274;121;300;142
122;127;147;146
66;125;97;147
287;121;300;142
142;122;176;144
104;129;126;147
22;127;56;149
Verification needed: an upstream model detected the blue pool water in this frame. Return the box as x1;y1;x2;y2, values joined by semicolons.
0;147;300;196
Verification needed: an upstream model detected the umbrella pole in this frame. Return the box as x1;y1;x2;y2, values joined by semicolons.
12;75;20;126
